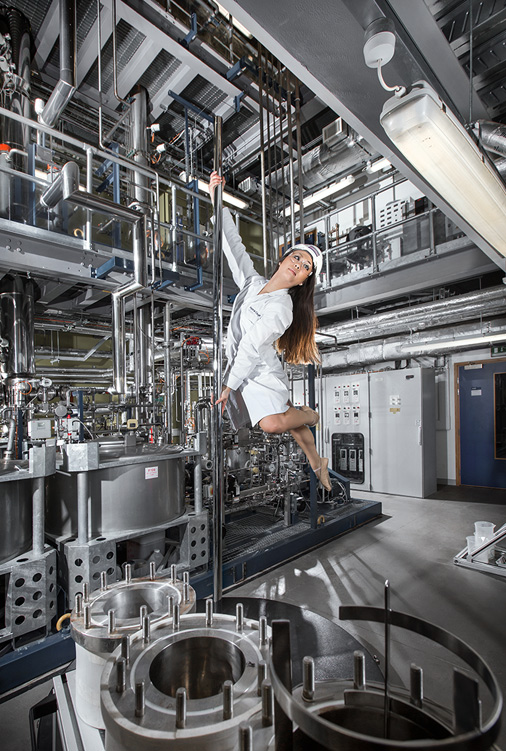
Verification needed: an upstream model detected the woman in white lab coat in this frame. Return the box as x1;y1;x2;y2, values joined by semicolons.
210;172;331;491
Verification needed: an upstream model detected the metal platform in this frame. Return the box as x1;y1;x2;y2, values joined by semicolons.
191;497;382;598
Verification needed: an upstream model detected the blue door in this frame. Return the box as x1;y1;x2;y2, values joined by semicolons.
459;360;506;488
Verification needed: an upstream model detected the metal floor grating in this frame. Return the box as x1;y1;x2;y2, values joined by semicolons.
223;500;369;562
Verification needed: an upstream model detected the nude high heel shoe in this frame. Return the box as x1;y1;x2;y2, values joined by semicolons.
314;457;332;491
299;405;320;427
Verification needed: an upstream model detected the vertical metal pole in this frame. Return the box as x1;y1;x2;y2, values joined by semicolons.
265;56;275;263
384;579;391;739
212;117;224;606
77;471;89;544
179;332;185;445
277;61;287;254
32;477;45;556
295;79;305;240
286;71;296;245
257;43;269;277
164;302;172;441
272;620;293;751
308;365;317;529
84;147;93;247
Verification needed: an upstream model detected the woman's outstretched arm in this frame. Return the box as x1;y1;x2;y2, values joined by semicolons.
209;171;259;289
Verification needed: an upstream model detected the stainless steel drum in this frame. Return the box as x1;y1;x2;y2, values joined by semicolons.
71;564;196;729
46;444;187;538
0;461;32;563
100;605;270;751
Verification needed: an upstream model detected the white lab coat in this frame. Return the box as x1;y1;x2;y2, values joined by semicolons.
221;208;293;427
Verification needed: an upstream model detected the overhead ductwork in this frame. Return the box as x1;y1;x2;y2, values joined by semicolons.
473;120;506;180
322;317;506;370
269;127;373;193
38;0;76;128
320;286;506;345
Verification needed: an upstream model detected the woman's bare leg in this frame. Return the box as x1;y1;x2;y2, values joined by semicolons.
258;407;331;490
288;425;320;470
258;406;316;433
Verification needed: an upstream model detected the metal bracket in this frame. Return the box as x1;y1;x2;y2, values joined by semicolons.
180;12;198;48
91;256;134;279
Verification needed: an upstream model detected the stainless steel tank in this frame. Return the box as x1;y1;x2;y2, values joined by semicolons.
46;442;187;538
0;460;32;563
0;275;36;380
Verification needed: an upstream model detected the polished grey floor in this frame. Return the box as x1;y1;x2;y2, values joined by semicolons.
2;486;506;750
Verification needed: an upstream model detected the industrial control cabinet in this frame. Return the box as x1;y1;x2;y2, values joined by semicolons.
322;373;371;490
369;368;437;497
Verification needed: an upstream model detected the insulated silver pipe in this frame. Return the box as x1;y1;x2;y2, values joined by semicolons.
321;286;506;344
194;399;210;515
39;0;76;127
473;120;506;157
77;471;89;545
212;117;224;605
32;477;45;556
40;161;80;209
164;302;172;440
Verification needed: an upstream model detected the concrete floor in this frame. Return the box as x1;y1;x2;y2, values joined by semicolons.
2;486;506;749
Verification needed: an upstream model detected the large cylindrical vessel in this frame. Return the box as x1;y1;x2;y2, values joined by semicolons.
0;463;32;563
0;275;36;380
46;443;187;538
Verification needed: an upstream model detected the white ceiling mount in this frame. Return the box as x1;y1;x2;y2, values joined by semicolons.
363;30;396;68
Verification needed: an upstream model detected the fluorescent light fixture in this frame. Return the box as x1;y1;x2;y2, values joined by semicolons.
402;332;506;353
180;172;249;210
284;175;354;216
367;157;391;173
380;81;506;258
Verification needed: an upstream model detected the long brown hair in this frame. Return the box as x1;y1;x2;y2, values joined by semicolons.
275;253;320;365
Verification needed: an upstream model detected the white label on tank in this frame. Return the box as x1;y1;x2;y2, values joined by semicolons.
145;466;159;479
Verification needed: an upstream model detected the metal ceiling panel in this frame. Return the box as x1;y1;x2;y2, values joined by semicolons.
137;49;181;100
180;74;227;114
10;0;54;40
83;18;145;92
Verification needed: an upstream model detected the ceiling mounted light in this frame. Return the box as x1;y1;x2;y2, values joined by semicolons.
284;175;355;216
179;172;249;210
401;331;506;353
380;82;506;258
367;157;392;173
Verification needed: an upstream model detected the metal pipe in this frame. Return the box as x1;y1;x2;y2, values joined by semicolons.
39;0;76;127
286;70;296;244
295;79;305;244
77;471;89;545
85;147;93;247
321;286;506;344
164;302;172;440
5;418;16;459
32;476;45;556
258;43;268;277
212;116;224;606
323;317;506;369
40;160;80;209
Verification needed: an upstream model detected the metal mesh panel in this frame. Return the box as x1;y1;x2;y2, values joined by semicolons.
77;0;99;50
180;74;227;114
137;49;181;100
83;18;145;92
6;0;53;39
